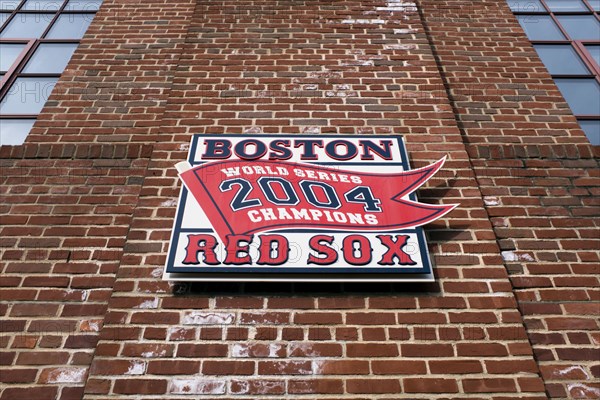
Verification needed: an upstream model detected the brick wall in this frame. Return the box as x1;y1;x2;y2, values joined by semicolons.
1;1;196;399
84;0;544;398
420;0;600;398
0;0;597;399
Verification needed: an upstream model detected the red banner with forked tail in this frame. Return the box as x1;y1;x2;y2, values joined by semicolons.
178;158;457;242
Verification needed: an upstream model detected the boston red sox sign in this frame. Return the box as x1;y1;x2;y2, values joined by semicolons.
163;135;457;282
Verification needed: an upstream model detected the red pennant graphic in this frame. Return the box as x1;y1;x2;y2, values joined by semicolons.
178;159;457;242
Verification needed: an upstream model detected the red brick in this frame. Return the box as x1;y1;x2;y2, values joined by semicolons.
347;343;399;358
0;386;58;400
403;378;459;393
347;379;401;394
319;360;369;375
202;361;254;375
463;378;517;393
288;379;344;394
372;360;427;375
401;344;453;358
113;379;167;394
429;360;483;374
147;360;200;375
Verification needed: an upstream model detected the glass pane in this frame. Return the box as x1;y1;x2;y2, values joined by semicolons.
65;0;101;11
22;42;77;73
555;79;600;116
533;45;590;75
579;120;600;145
0;13;53;38
0;12;10;26
516;15;565;40
0;1;20;10
556;15;600;40
0;42;25;72
544;0;588;11
0;118;35;145
0;77;58;114
588;0;600;11
585;45;600;68
22;0;64;11
45;13;93;39
508;0;545;12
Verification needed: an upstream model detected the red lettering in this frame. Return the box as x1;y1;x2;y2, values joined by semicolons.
223;234;253;265
377;234;416;265
307;235;338;265
183;234;219;265
342;235;372;265
257;235;290;265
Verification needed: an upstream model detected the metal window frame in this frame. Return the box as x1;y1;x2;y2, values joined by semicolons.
0;0;98;123
513;0;600;134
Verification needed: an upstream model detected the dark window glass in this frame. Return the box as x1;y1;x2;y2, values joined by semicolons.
544;0;588;11
0;76;58;114
65;0;101;11
555;78;600;115
534;44;590;75
585;45;599;68
517;15;565;40
0;13;53;38
556;15;600;40
0;118;36;145
508;0;545;12
579;120;600;145
45;13;93;39
22;0;64;11
22;42;77;73
0;42;25;71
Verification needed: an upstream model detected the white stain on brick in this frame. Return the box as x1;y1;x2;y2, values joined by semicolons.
183;312;235;325
501;251;535;262
290;343;322;357
232;344;250;357
179;143;189;151
483;196;500;206
394;28;417;34
558;366;591;379
567;383;600;398
66;289;88;301
232;343;283;358
46;367;87;384
301;126;320;135
125;361;146;375
501;251;518;262
312;360;323;375
160;198;177;207
384;44;417;50
80;319;101;332
141;347;168;358
170;379;226;395
342;19;385;24
340;59;374;67
151;267;163;278
308;71;342;80
136;298;159;309
243;126;263;134
168;327;190;341
325;90;357;98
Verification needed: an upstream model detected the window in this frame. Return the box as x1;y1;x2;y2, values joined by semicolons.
0;0;102;146
510;0;600;145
